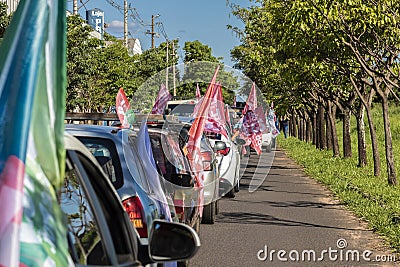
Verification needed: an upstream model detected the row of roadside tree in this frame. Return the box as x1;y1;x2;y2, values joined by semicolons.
229;0;400;185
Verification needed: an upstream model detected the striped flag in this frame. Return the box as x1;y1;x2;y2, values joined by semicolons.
151;84;173;115
0;0;71;266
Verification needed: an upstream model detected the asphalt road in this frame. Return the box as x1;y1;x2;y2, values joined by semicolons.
191;147;397;267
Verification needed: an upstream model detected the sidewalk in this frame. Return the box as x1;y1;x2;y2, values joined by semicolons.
192;147;397;266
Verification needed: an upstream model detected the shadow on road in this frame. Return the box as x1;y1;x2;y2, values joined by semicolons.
216;211;365;232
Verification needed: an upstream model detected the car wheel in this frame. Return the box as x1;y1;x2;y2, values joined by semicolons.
215;199;219;215
201;202;216;224
225;188;235;198
266;143;272;152
234;180;240;192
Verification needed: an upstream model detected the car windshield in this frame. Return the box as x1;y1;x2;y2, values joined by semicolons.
169;104;195;117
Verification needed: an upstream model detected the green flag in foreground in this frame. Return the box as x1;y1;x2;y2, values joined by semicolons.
0;0;70;266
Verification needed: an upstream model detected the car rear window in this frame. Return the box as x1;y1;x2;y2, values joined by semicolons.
76;137;124;190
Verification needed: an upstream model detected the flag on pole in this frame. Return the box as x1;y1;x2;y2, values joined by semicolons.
242;111;263;155
243;82;257;115
0;0;71;265
185;65;220;215
136;120;172;222
203;82;228;138
151;84;173;115
196;83;201;101
116;88;131;128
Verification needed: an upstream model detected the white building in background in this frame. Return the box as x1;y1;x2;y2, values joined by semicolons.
1;0;19;14
127;38;142;55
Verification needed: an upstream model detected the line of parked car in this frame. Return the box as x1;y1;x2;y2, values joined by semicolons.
61;100;247;266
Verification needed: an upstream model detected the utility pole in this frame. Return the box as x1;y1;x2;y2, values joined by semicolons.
73;0;78;15
166;41;169;89
124;0;128;47
172;41;176;96
146;15;159;49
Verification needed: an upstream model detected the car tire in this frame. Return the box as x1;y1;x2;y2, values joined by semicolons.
201;202;216;224
234;180;240;192
265;143;272;152
226;188;235;198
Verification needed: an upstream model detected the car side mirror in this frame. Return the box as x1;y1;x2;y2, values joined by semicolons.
213;141;227;152
149;220;200;262
235;137;246;146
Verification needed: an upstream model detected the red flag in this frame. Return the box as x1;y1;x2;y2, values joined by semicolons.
196;83;201;101
185;65;220;214
243;82;257;115
202;82;228;138
116;88;131;128
151;84;173;115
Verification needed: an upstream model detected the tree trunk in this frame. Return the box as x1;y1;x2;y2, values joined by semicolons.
381;97;397;185
317;103;326;150
343;107;352;158
365;104;381;176
291;112;298;138
306;115;312;143
355;102;367;167
327;101;340;157
312;111;317;145
326;114;332;150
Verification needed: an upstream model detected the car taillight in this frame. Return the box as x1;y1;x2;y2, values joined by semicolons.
122;196;147;238
201;151;213;171
217;147;230;156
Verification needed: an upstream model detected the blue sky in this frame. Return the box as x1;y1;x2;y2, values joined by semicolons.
67;0;256;67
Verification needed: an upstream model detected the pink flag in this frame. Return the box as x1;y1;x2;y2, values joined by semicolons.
116;88;131;128
243;82;257;115
196;83;201;101
151;84;173;115
254;106;268;133
185;65;220;215
0;156;24;266
203;82;228;138
192;82;227;138
242;110;263;155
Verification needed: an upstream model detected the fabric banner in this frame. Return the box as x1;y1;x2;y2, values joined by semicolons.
196;83;201;101
116;87;131;128
136;120;172;222
185;65;220;214
243;82;257;115
241;110;262;155
0;0;71;266
151;84;173;115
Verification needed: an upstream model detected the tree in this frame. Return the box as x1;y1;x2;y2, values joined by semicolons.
230;0;400;185
0;2;11;39
178;40;238;104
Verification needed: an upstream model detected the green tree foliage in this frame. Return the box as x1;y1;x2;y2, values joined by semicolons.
178;40;239;104
230;0;400;184
0;2;11;39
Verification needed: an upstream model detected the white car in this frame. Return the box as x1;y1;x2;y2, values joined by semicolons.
209;132;241;198
262;132;273;152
